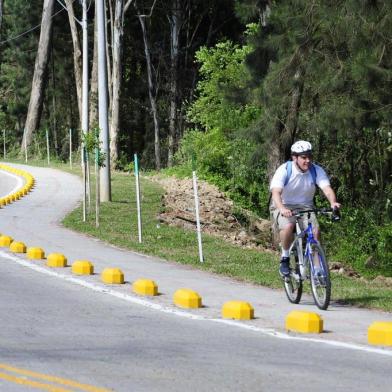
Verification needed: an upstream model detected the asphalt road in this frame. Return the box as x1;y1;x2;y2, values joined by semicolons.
0;255;391;392
0;163;391;391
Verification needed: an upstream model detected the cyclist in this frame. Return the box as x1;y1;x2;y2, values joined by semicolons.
270;140;341;277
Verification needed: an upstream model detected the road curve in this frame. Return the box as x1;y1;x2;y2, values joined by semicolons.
0;163;391;391
0;163;392;348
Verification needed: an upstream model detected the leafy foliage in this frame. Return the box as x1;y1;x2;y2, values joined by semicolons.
175;39;268;213
0;0;41;133
177;1;392;275
82;127;106;168
237;0;392;272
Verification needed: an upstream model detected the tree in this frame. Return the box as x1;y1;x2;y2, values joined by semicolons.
0;0;42;137
167;0;180;167
237;0;392;215
0;0;3;32
109;0;127;167
89;3;98;129
135;0;161;170
22;0;55;149
65;0;83;126
179;39;265;211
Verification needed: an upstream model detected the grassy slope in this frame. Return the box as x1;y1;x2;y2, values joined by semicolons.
61;168;392;312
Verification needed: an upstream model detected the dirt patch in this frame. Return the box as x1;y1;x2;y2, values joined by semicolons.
372;275;392;287
149;175;372;281
329;261;361;278
150;175;273;251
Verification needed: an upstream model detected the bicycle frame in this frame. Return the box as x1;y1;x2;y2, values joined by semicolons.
289;212;320;281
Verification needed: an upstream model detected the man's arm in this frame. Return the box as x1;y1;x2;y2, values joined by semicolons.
271;188;292;217
321;185;341;209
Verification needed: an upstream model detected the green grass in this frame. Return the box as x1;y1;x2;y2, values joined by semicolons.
4;158;392;312
62;171;281;287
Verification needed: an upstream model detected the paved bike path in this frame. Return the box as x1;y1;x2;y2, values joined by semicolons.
0;163;391;354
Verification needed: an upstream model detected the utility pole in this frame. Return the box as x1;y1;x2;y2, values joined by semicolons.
79;0;89;220
97;0;111;201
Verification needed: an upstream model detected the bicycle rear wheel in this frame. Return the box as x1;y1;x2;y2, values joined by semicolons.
309;243;331;310
283;250;303;304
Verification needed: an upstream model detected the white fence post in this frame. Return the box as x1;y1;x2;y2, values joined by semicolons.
134;154;142;243
46;129;50;165
3;130;5;159
192;170;204;263
69;128;72;169
24;131;28;163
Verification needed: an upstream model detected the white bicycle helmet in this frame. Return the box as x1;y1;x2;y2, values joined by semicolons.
291;140;312;155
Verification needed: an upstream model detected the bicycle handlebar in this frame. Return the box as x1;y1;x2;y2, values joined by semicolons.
293;207;341;222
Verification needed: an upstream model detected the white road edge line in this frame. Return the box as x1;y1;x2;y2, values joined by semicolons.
0;169;25;196
1;249;391;358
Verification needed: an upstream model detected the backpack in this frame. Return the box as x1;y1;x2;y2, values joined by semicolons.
268;161;318;212
284;160;317;186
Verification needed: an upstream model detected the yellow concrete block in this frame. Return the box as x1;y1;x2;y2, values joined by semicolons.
222;301;254;320
368;321;392;346
0;235;13;247
27;247;45;259
173;288;202;309
132;279;158;296
285;311;323;334
101;268;124;284
9;241;26;253
72;260;94;275
47;253;67;268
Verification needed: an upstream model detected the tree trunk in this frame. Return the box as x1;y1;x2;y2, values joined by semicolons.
65;0;83;126
89;4;99;129
167;0;180;167
106;0;113;112
109;0;125;167
137;8;161;170
22;0;55;149
0;0;3;31
51;56;59;155
267;120;285;180
284;66;305;149
267;65;305;179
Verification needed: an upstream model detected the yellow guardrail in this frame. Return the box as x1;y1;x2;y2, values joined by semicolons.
0;163;34;207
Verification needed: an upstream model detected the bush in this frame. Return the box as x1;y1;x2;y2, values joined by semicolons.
321;208;392;277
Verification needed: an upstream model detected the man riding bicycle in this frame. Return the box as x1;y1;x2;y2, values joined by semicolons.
270;140;341;277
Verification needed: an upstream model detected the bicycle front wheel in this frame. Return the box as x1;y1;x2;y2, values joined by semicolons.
283;251;303;304
309;243;331;310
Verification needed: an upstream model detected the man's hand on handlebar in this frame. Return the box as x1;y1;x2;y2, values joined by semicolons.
330;202;341;210
330;202;341;222
279;207;293;217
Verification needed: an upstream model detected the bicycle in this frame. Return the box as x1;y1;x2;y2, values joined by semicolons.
283;208;340;310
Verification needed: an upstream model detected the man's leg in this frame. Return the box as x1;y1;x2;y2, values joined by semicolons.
280;223;295;254
272;207;295;276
